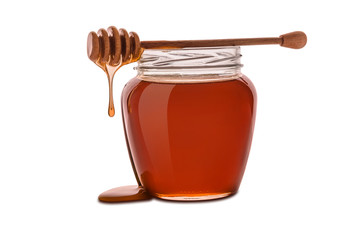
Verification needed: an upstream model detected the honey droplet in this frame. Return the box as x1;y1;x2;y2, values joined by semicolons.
108;105;115;117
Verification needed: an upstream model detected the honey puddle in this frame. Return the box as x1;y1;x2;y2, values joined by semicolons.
98;185;151;202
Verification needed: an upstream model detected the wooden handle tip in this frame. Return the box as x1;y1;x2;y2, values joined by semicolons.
280;31;307;49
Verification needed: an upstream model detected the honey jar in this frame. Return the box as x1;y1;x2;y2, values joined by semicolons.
121;46;256;201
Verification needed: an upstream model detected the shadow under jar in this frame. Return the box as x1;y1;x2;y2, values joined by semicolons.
122;46;256;201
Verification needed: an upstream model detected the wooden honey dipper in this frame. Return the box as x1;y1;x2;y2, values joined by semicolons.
87;27;307;117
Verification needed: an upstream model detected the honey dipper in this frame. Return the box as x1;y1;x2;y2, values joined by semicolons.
88;28;307;65
87;27;307;117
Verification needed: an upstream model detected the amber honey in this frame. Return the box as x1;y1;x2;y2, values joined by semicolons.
122;75;256;200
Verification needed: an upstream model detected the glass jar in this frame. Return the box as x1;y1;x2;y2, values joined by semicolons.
121;46;256;201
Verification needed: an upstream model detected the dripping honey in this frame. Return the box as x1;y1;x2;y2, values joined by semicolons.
87;27;141;117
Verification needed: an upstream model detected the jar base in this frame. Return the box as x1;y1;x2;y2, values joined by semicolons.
153;192;234;202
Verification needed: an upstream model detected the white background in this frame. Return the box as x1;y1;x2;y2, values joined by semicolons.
0;0;360;239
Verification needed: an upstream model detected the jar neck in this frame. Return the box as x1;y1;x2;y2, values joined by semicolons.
136;46;242;82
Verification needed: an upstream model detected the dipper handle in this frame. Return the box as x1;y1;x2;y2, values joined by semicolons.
140;31;307;49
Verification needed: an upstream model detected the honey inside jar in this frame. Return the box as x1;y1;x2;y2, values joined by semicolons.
121;47;256;201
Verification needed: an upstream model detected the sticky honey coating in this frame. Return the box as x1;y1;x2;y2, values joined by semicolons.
107;26;121;66
87;27;142;68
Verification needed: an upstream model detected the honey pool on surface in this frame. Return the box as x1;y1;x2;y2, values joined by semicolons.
122;76;257;200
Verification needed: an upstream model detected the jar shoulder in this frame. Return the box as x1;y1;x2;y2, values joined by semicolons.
122;77;142;97
122;74;256;99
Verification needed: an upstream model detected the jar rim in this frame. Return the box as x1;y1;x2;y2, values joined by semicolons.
136;46;242;81
137;46;242;69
